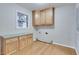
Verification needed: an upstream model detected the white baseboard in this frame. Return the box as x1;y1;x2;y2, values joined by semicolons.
53;42;75;49
74;48;79;55
33;39;36;41
53;42;79;55
33;40;79;55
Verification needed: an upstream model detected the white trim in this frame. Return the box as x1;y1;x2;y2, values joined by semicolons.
53;42;75;49
75;48;79;55
53;42;79;55
33;40;79;54
33;39;37;41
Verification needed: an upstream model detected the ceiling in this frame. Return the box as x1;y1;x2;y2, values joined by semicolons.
17;3;75;11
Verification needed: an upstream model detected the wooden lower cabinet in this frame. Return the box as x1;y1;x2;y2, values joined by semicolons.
28;37;33;45
0;37;2;54
2;34;33;55
5;37;18;55
19;35;33;50
19;35;27;50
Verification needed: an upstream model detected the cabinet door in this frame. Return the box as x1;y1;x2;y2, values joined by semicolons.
5;37;18;55
45;8;54;25
27;37;33;46
0;38;1;54
32;11;41;26
26;35;33;46
19;35;33;50
19;35;26;50
40;10;46;25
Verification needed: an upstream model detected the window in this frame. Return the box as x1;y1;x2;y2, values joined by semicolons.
16;11;28;29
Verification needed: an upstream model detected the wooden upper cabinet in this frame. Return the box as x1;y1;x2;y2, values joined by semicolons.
40;10;46;25
45;8;54;25
32;10;41;26
32;7;54;26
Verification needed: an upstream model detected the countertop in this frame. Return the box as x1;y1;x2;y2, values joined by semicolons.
0;33;33;39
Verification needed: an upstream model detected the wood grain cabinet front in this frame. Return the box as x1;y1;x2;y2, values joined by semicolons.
1;34;33;55
32;10;41;26
19;35;27;50
27;35;33;46
0;37;1;54
19;35;33;50
5;37;18;55
32;7;54;26
40;10;46;25
45;8;54;25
